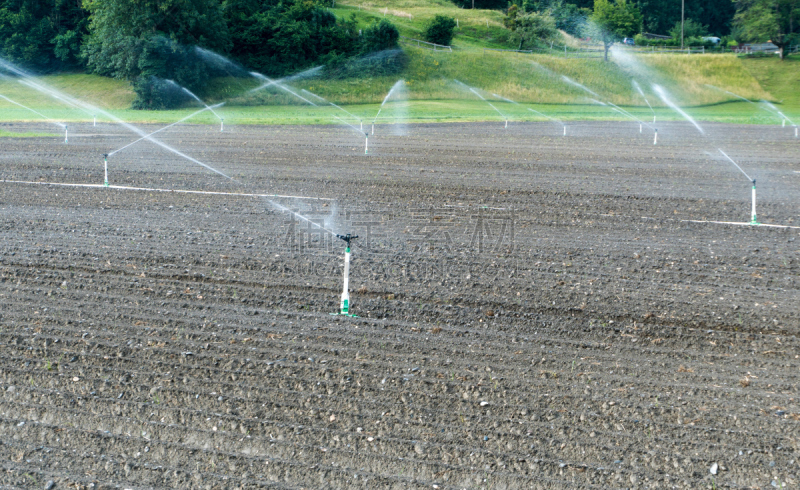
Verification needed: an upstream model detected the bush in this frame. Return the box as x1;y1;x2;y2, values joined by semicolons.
423;15;457;46
131;76;191;110
362;19;399;53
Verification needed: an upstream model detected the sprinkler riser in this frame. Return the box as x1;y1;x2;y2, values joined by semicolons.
563;126;566;136
64;126;68;144
653;129;658;145
751;182;758;225
371;124;374;135
365;136;368;155
640;123;642;133
340;247;351;314
103;157;109;187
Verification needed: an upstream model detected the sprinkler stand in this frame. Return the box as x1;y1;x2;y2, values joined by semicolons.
640;123;642;133
360;121;363;131
371;123;374;135
505;120;508;129
653;128;658;145
750;179;758;225
563;125;566;137
64;125;68;144
102;154;109;187
332;234;358;317
795;126;798;138
220;118;224;132
653;115;656;124
93;116;96;127
365;134;369;155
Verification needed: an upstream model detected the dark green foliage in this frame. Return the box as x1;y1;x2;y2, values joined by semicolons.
424;15;457;46
734;0;800;59
638;0;735;36
225;0;360;77
362;19;400;53
668;19;709;40
0;0;88;70
324;48;407;80
81;0;231;108
450;0;508;9
131;76;192;110
591;0;642;60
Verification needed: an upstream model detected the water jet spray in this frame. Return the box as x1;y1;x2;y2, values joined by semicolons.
718;149;759;225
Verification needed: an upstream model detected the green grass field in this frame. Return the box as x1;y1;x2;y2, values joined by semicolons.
0;42;796;128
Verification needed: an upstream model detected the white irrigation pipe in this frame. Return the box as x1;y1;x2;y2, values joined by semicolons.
1;180;334;201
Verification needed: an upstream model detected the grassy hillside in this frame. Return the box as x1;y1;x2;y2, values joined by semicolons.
0;0;795;126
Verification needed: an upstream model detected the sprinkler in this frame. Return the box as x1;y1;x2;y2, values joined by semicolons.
653;115;656;124
371;123;374;135
750;179;758;225
563;125;567;136
360;120;363;131
365;134;369;155
93;115;96;127
102;154;109;187
653;128;658;145
332;234;358;317
220;118;224;132
795;126;798;138
64;125;68;144
505;120;508;129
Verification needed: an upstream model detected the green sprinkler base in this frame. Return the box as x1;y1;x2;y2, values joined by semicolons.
330;312;359;317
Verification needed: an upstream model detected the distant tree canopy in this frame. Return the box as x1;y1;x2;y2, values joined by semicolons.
734;0;800;59
0;0;88;70
0;0;399;108
591;0;642;60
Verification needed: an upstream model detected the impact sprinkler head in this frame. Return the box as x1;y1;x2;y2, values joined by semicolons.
336;233;358;248
750;179;759;225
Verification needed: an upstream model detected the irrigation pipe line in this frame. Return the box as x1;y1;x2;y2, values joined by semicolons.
1;180;334;201
640;216;800;230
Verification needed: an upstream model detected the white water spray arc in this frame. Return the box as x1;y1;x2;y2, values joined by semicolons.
718;149;758;225
372;79;405;135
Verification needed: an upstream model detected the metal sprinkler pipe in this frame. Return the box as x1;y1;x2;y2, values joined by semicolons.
64;125;68;144
220;118;224;132
333;234;359;316
751;179;758;225
365;134;369;155
563;125;566;136
505;120;508;129
102;154;109;187
371;124;374;135
653;128;658;145
93;115;96;127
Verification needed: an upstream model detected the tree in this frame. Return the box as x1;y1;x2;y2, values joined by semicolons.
0;0;88;70
224;0;359;77
734;0;800;59
423;15;457;46
590;0;642;61
81;0;230;107
668;18;708;39
508;12;558;49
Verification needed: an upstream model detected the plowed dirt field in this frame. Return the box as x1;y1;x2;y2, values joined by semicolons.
1;121;799;489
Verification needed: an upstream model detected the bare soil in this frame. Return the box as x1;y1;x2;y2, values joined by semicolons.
1;120;799;489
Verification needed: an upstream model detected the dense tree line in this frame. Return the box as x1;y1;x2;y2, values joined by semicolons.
0;0;399;107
